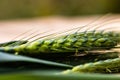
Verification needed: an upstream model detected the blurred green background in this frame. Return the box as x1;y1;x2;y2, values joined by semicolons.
0;0;120;20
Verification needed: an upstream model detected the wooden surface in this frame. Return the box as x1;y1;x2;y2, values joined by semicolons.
0;15;120;43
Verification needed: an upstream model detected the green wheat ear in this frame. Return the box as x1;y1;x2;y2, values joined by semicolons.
63;58;120;74
55;52;119;66
0;31;120;54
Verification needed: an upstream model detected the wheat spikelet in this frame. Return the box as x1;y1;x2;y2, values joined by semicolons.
0;31;119;55
63;58;120;73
